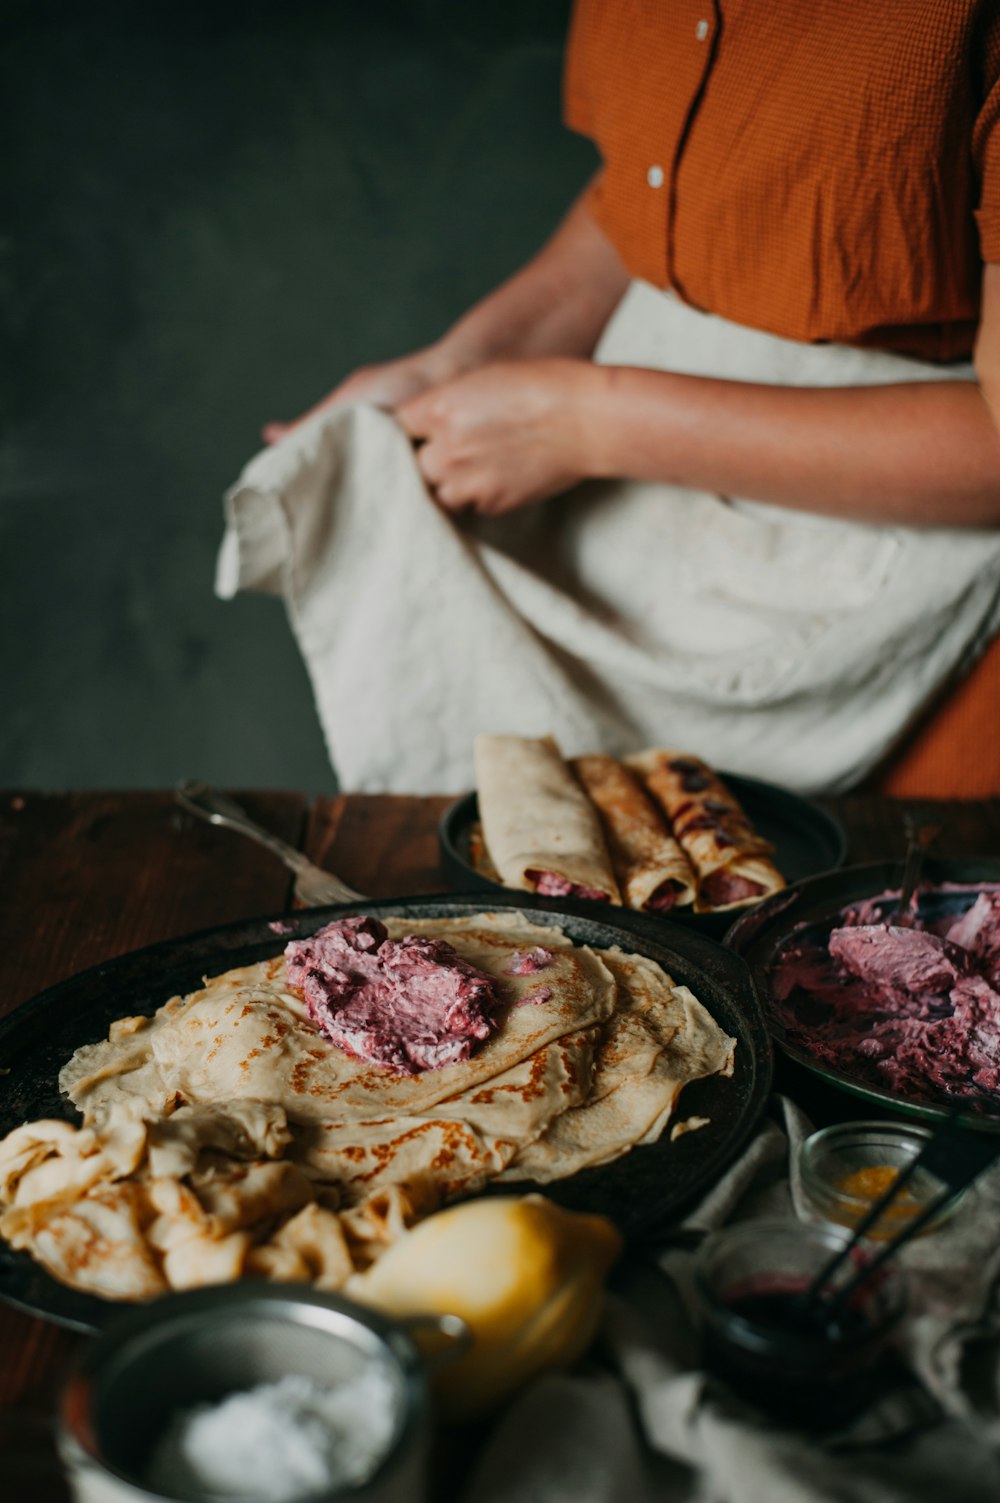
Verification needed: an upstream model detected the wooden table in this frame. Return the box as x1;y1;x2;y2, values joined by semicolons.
2;789;998;1498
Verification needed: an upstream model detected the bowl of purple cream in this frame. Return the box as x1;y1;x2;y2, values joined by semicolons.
725;858;1000;1124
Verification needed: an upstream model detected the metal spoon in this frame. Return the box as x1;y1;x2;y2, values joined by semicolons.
175;780;365;906
892;814;941;928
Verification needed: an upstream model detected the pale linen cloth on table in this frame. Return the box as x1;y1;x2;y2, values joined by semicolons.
461;1099;1000;1503
216;282;1000;795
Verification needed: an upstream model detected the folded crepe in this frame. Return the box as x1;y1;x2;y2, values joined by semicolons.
570;755;697;913
500;947;735;1182
627;749;785;913
61;914;618;1198
474;734;621;904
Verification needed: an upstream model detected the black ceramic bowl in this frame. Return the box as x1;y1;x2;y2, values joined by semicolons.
0;891;772;1332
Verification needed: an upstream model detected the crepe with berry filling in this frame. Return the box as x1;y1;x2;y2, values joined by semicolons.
627;750;785;913
570;754;697;914
474;733;621;904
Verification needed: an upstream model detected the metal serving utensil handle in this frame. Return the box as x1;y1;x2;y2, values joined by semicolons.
176;780;366;903
175;779;316;874
893;815;942;927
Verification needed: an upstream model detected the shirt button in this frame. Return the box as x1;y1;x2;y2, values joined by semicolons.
647;164;665;189
696;17;710;39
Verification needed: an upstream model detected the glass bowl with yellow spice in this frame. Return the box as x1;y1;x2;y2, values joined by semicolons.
798;1120;966;1240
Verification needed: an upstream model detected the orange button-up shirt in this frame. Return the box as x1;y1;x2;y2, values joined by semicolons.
564;0;1000;362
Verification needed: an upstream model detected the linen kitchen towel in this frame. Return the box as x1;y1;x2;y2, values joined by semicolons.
462;1098;1000;1503
217;287;1000;794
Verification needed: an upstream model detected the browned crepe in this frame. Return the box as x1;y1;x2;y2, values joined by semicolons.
59;915;616;1199
474;734;621;903
499;948;734;1181
570;754;697;913
627;749;785;913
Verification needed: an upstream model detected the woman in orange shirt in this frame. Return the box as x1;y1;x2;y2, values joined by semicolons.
265;1;1000;795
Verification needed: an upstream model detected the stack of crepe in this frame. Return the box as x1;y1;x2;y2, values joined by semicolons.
0;911;734;1302
474;735;785;915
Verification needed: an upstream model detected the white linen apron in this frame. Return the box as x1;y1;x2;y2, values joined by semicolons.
216;283;1000;794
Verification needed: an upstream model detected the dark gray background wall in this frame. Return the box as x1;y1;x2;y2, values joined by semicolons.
3;0;596;791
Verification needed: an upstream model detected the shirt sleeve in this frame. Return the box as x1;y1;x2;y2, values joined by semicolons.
561;0;608;228
974;15;1000;263
562;0;596;137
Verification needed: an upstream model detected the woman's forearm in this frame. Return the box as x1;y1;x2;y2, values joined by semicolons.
586;367;1000;528
436;182;630;371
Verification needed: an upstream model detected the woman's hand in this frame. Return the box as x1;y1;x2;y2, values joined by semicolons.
396;358;601;516
261;185;627;451
262;346;457;444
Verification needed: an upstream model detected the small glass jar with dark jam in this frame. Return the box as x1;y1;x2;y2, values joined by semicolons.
693;1219;907;1430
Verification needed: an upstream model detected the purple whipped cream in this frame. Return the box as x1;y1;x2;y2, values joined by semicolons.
504;947;555;976
528;870;612;902
284;915;500;1075
769;885;1000;1104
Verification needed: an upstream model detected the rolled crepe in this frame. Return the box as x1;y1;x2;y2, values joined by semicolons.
627;749;785;913
474;734;621;904
570;755;696;913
